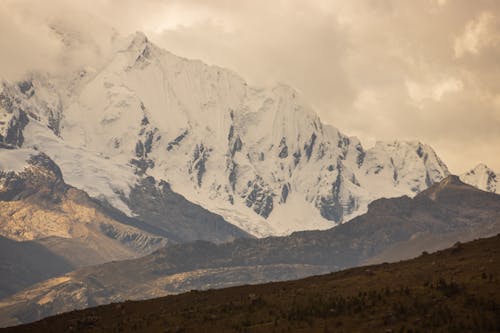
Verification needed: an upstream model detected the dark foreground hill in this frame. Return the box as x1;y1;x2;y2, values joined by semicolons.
4;233;500;333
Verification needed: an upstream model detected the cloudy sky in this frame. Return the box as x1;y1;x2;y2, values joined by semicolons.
1;0;499;172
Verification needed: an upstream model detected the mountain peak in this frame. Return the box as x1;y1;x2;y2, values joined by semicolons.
460;163;498;194
121;31;159;68
130;31;149;46
272;83;299;97
418;174;478;201
125;31;153;55
0;29;453;237
471;163;493;173
0;150;67;201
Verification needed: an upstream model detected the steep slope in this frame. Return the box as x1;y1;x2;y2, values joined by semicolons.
0;147;250;245
123;176;251;243
3;234;500;332
0;148;166;259
1;176;498;326
460;163;498;194
0;149;168;296
0;31;449;237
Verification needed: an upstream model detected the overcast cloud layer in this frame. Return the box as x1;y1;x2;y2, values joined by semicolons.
1;0;499;172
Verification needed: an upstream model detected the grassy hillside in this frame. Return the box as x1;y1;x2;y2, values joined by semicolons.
3;233;500;333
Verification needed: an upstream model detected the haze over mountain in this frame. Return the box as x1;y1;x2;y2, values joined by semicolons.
1;175;498;327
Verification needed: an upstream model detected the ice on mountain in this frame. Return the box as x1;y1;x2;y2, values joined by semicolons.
0;31;452;237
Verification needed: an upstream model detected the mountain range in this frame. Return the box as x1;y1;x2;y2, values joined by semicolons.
1;175;498;326
0;31;457;238
1;32;497;238
0;30;499;328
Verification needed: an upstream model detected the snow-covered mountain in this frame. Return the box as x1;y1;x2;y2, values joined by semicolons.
0;32;450;237
460;164;498;194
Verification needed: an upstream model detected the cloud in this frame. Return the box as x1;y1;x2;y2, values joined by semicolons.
406;78;464;102
0;1;62;80
454;12;498;58
0;0;499;172
0;0;118;81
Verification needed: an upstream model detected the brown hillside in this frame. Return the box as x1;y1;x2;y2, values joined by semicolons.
4;233;500;333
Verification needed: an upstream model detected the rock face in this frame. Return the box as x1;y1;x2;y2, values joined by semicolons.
0;151;167;297
0;150;164;250
0;152;66;202
0;95;28;148
0;77;62;147
0;32;450;236
1;176;498;326
460;164;498;194
0;149;168;263
124;176;251;243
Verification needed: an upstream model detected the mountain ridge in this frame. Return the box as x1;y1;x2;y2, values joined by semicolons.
460;163;498;194
0;31;451;236
1;175;498;326
3;233;499;332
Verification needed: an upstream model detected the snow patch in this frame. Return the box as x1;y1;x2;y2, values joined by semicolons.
0;148;35;173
